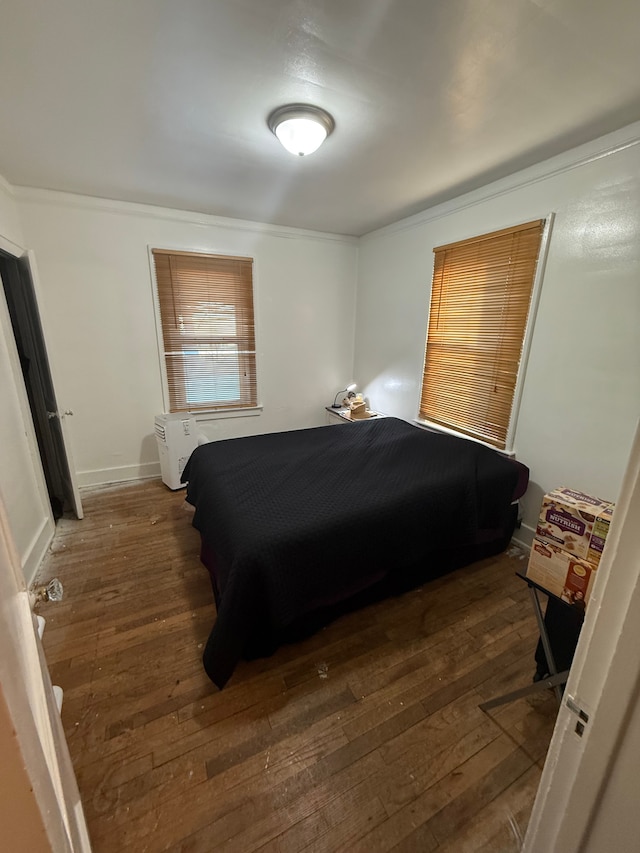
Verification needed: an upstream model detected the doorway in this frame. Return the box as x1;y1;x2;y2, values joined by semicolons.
0;250;80;520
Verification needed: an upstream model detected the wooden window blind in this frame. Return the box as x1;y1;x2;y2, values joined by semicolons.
419;219;545;450
152;249;257;413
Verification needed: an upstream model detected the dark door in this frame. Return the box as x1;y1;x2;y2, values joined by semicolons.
0;251;75;519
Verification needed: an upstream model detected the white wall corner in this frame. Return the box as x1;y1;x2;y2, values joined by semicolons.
0;173;15;198
0;173;25;251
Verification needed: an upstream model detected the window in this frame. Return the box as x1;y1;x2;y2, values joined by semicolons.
152;249;257;413
419;219;545;450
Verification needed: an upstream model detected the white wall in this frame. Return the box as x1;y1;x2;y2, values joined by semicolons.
0;177;25;247
581;664;640;853
0;177;54;584
354;123;640;543
8;123;640;540
16;192;358;486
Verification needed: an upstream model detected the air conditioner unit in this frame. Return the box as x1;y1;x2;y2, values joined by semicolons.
154;414;198;490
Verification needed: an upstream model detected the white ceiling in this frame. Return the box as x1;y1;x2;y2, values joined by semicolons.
1;0;640;236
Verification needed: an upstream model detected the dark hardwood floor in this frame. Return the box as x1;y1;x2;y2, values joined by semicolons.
36;479;557;852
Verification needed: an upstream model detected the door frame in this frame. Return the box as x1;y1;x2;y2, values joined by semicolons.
524;420;640;851
0;234;83;520
0;487;91;851
26;249;83;519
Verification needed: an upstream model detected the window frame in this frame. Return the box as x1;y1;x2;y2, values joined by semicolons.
415;214;554;454
148;245;262;418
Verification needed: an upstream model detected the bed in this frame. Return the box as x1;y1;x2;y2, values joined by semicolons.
182;417;528;688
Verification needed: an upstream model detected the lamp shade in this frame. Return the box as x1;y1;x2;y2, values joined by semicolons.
268;104;335;156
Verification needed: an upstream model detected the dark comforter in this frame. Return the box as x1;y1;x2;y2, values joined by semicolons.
182;417;525;688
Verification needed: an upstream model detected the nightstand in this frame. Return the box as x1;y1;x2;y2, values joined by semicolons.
325;406;383;425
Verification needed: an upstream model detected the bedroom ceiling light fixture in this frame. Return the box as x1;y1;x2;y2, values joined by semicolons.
268;104;335;156
332;383;357;409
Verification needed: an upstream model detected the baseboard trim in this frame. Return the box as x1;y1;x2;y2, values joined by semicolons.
77;461;161;488
511;523;535;553
22;516;55;586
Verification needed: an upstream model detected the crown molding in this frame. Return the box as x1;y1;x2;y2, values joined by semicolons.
13;186;358;246
362;121;640;242
10;119;640;245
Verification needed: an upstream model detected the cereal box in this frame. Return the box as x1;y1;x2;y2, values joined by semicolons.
526;536;595;608
536;487;614;565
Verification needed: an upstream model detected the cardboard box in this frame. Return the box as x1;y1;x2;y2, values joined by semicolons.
536;487;614;566
587;503;614;567
526;536;595;607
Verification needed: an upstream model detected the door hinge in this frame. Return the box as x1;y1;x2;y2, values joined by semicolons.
566;695;590;737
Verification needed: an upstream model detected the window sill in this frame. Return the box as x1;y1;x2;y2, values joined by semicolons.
413;418;515;458
192;405;263;422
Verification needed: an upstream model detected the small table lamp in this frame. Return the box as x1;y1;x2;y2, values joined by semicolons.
331;383;357;408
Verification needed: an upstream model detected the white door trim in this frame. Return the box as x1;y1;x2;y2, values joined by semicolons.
0;492;91;851
524;420;640;851
0;237;84;520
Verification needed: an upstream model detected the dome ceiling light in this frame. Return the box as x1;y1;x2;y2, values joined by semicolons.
267;104;335;156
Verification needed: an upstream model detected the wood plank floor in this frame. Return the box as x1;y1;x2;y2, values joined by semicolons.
36;479;557;852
